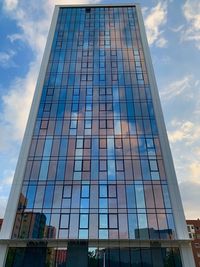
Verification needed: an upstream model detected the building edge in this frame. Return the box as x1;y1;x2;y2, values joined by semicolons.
135;4;195;267
0;6;60;267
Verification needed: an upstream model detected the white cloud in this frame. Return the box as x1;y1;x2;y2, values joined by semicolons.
165;114;200;195
155;37;168;48
0;50;16;68
0;0;51;151
7;33;22;43
170;25;184;33
160;75;198;101
3;0;18;11
4;3;52;55
160;73;200;218
189;162;200;183
182;0;200;49
0;173;14;188
143;2;168;47
168;120;200;145
0;61;39;148
0;172;14;217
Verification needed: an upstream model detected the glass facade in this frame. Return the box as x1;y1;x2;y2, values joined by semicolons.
6;246;182;267
4;5;185;267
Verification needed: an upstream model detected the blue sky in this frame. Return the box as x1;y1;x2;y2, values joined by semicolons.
0;0;200;219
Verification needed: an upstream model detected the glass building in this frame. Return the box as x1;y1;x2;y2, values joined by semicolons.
0;4;195;267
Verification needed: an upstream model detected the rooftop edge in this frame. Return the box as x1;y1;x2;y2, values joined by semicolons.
55;3;140;8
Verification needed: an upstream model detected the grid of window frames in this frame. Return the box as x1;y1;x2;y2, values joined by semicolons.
12;6;176;241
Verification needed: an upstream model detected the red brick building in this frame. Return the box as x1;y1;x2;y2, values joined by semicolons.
0;219;3;230
187;219;200;267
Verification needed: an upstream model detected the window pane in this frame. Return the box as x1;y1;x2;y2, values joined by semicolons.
109;214;118;229
60;214;69;228
100;185;107;197
80;214;88;228
81;185;90;197
135;185;145;209
43;185;54;208
100;214;108;228
126;185;136;209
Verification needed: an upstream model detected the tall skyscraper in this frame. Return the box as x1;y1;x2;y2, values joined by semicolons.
0;4;195;267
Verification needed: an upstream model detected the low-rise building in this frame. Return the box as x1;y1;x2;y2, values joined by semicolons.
0;219;3;230
187;219;200;267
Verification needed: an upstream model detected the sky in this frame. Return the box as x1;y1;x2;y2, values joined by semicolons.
0;0;200;219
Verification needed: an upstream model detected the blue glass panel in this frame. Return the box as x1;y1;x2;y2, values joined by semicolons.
127;102;134;117
56;161;65;180
60;214;69;228
26;185;36;208
59;51;65;61
39;160;49;180
82;185;90;198
57;103;65;118
100;185;107;197
75;149;83;157
80;214;89;228
150;160;158;171
151;119;158;135
57;62;64;73
99;229;108;239
55;74;62;86
167;213;176;237
108;160;116;181
162;185;171;209
59;138;68;157
74;160;82;171
126;87;133;100
81;198;89;209
129;119;136;135
79;229;88;239
68;74;75;86
76;139;83;148
135;185;145;209
99;199;107;209
91;160;98;180
43;138;53;157
141;160;151;180
92;138;99;157
43;185;54;208
126;185;136;209
55;120;63;135
113;102;120;116
138;138;147;155
138;214;148;229
100;214;108;228
70;120;77;129
114;120;121;135
128;214;138;239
